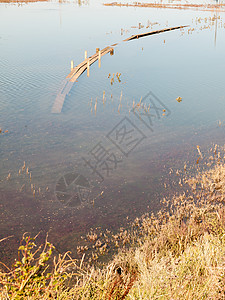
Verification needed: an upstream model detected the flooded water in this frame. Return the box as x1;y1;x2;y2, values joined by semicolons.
1;0;225;262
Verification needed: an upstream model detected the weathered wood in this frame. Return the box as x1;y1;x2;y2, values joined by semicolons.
123;25;188;41
51;80;74;113
65;46;112;82
52;26;188;113
52;47;114;113
69;47;113;83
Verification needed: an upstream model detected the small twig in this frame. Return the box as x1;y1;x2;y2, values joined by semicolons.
0;235;14;243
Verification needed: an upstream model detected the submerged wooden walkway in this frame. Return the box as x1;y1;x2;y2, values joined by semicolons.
52;25;188;113
51;46;114;113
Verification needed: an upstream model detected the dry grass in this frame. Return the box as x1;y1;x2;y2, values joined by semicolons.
0;0;48;3
104;2;225;13
1;146;225;299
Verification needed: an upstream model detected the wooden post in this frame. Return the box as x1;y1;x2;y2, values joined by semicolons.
87;59;90;77
85;50;87;60
71;60;74;71
98;50;101;68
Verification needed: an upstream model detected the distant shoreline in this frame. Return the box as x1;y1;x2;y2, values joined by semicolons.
104;2;225;12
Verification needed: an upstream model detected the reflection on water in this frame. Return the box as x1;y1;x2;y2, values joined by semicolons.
52;25;185;114
1;0;225;262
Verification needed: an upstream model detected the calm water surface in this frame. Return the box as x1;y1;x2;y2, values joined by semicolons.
1;0;225;261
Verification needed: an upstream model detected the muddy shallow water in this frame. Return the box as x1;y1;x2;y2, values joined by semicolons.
1;0;225;262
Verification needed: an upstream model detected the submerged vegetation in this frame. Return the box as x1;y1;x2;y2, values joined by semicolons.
1;0;225;297
1;147;225;299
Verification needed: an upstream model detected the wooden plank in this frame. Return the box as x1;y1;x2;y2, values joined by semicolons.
66;46;113;80
123;25;188;42
52;93;67;114
52;47;113;113
52;26;188;114
70;47;113;83
51;80;74;113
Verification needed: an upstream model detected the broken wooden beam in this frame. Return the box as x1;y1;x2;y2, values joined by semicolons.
52;47;114;113
52;25;188;114
123;25;188;41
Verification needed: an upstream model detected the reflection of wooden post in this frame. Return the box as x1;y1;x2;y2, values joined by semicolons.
98;50;101;68
71;60;74;71
87;59;90;77
85;51;87;60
